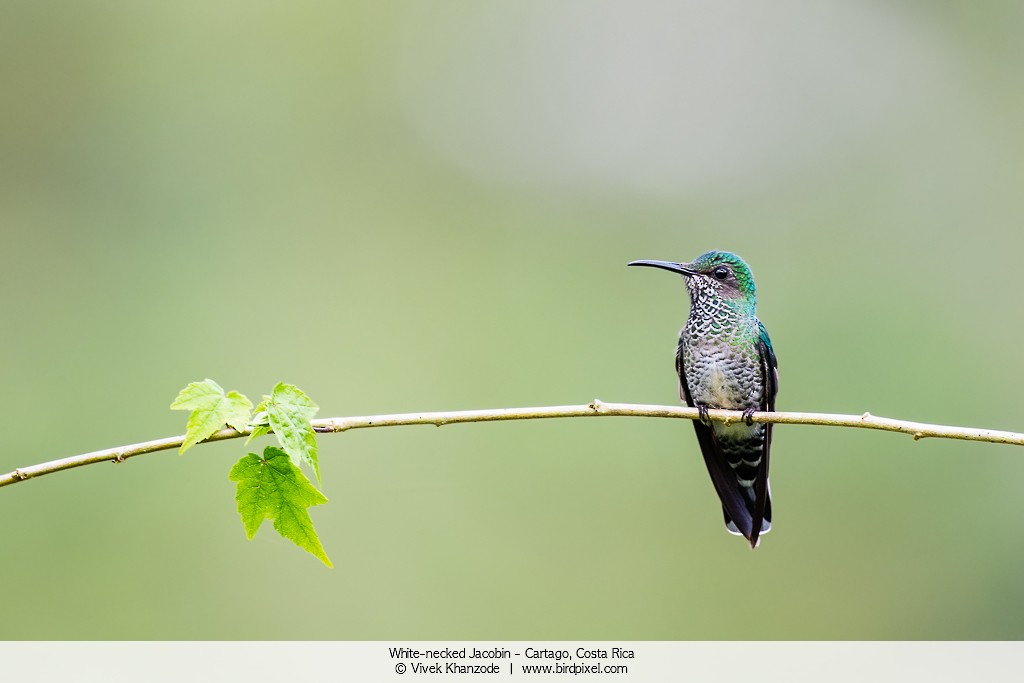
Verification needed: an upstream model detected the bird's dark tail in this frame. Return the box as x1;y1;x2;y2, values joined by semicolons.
692;420;772;548
723;487;772;547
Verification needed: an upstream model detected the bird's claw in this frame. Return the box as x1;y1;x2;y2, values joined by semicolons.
697;404;711;426
741;407;755;426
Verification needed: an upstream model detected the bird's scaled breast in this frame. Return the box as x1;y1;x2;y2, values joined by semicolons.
684;344;759;411
705;363;739;406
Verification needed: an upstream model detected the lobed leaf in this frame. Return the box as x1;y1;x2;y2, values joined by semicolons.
228;447;332;567
266;383;320;483
170;379;253;453
223;391;253;432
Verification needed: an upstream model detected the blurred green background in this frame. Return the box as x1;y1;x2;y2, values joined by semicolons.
2;0;1023;640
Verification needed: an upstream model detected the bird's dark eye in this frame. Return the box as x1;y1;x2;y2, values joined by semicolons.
712;266;730;280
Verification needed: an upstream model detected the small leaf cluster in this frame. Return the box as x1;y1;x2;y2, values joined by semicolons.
171;379;331;566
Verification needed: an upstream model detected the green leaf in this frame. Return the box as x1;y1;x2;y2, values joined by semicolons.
223;391;252;432
245;423;273;444
228;447;332;567
266;382;320;483
253;396;270;415
170;379;253;453
246;401;272;444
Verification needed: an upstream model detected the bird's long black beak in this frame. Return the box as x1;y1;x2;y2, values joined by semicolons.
627;259;696;276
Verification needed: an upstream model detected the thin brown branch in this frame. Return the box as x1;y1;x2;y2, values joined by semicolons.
3;401;1022;489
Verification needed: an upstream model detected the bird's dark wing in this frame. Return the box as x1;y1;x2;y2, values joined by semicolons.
748;320;778;548
676;344;758;544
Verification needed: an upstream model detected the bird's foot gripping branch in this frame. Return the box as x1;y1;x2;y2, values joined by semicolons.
171;379;332;567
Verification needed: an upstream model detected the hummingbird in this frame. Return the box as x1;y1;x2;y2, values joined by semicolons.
628;251;778;548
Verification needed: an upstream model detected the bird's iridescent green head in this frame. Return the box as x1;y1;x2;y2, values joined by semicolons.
685;250;757;302
627;250;757;306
